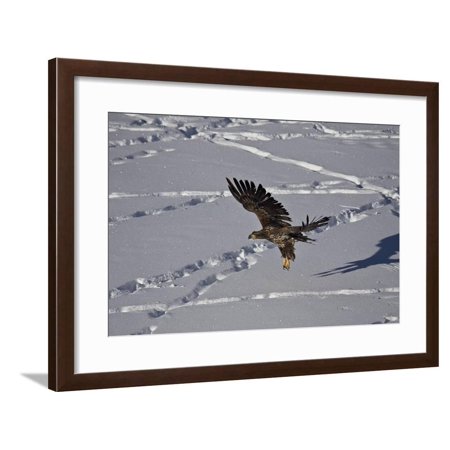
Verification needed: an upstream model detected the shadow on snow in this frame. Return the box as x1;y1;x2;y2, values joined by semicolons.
315;233;399;277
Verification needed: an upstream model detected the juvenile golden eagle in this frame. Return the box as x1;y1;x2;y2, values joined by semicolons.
227;178;329;270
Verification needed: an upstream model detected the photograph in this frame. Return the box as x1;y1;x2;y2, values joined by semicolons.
3;0;445;447
108;112;400;336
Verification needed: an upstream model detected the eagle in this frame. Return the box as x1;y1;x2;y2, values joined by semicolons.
227;178;329;270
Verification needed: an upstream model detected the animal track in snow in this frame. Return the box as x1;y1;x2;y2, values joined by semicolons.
110;148;175;165
111;197;396;333
319;197;395;231
148;199;395;321
163;245;268;311
109;193;395;302
109;242;272;300
108;196;220;225
312;123;399;140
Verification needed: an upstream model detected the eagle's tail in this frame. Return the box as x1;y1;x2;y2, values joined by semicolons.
291;233;316;243
294;216;329;233
289;215;329;243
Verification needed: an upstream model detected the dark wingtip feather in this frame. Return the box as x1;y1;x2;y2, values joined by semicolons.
226;178;292;227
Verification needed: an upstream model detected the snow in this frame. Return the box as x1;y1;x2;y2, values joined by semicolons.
108;112;399;336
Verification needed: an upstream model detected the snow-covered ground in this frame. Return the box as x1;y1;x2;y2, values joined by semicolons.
108;113;399;336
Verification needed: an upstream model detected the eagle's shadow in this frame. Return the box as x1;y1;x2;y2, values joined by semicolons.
315;233;399;277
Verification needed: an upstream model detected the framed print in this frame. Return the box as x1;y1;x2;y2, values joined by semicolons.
48;58;438;391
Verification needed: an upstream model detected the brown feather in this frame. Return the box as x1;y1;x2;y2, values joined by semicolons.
226;178;292;228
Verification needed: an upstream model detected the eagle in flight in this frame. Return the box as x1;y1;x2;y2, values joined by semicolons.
227;178;329;270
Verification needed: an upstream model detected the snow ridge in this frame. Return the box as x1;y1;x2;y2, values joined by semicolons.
109;180;379;201
190;287;399;307
109;287;399;314
214;138;399;202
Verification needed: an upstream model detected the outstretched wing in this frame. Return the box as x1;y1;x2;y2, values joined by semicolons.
226;177;291;228
298;215;329;232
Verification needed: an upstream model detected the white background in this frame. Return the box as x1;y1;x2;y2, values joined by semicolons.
1;1;447;449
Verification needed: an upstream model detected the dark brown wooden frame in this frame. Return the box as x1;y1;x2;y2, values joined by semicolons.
49;58;439;391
